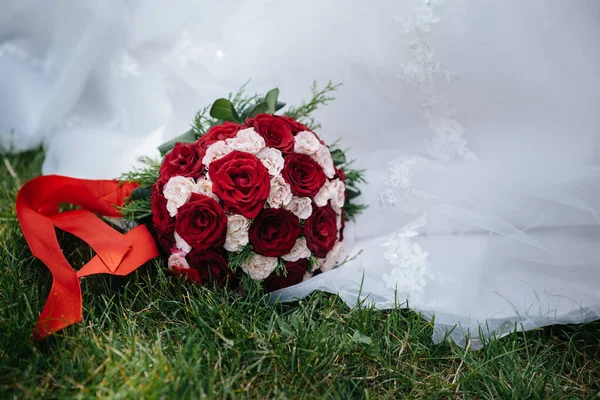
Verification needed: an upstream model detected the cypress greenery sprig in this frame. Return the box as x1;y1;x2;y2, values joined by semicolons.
119;156;160;188
228;80;260;118
228;244;255;272
119;198;152;224
284;81;341;130
308;255;320;273
119;157;160;224
190;106;216;137
275;259;288;276
329;142;368;222
342;202;368;222
335;249;363;269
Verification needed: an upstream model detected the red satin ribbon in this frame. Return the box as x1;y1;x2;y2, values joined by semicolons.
16;175;159;340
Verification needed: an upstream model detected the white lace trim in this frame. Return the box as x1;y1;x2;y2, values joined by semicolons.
397;0;476;162
380;0;476;296
379;156;435;214
380;214;434;301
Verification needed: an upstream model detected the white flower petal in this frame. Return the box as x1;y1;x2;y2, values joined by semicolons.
241;253;278;280
224;214;250;252
226;128;265;154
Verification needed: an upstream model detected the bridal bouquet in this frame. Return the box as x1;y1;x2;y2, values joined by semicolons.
120;84;366;292
17;83;365;339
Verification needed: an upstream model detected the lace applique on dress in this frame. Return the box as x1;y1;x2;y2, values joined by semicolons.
380;214;434;300
379;156;436;214
396;0;476;162
380;0;475;294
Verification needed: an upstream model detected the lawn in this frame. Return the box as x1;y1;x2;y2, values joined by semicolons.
1;148;599;399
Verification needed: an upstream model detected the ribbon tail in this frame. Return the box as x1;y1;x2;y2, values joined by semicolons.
77;226;158;278
34;275;82;340
16;175;159;340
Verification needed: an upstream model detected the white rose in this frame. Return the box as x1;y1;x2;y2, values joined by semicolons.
256;147;284;176
241;253;278;280
164;176;194;217
281;237;311;262
313;180;331;208
328;179;346;214
294;131;321;155
168;251;190;269
319;241;344;272
313;179;345;213
303;271;313;281
192;178;219;202
226;128;265;154
224;214;250;252
313;144;336;178
284;196;313;219
174;231;192;254
267;175;293;208
202;141;232;166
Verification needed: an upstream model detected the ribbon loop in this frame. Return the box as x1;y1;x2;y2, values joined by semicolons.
16;175;159;340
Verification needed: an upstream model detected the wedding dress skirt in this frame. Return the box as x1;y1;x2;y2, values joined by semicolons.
1;0;599;346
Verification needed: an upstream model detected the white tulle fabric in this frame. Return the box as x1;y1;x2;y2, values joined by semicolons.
1;0;599;347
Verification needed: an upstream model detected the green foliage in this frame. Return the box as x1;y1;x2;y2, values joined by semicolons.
343;202;368;222
210;98;242;123
191;105;216;138
119;197;152;225
1;149;600;398
329;141;368;222
119;156;160;188
212;86;281;121
275;258;287;276
263;88;280;114
157;129;197;157
336;249;363;270
119;157;160;223
229;80;259;116
246;102;269;118
308;255;320;273
227;244;255;272
284;81;342;130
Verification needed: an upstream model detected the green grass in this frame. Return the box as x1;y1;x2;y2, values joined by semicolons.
1;149;599;399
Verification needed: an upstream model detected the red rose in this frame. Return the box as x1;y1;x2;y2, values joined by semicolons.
335;168;346;182
280;116;325;144
159;142;205;181
247;114;294;154
209;151;270;218
304;204;337;257
264;259;308;292
198;122;243;151
151;181;175;252
183;249;237;287
249;208;301;257
282;153;327;198
175;193;227;251
280;116;310;135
